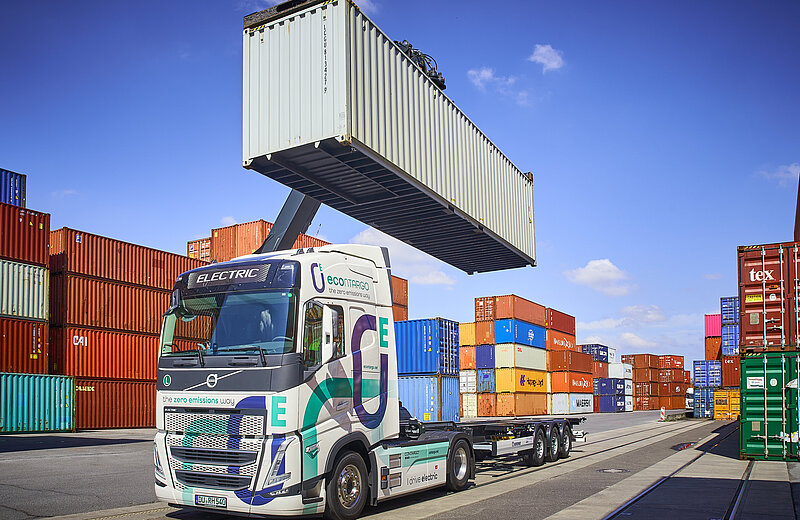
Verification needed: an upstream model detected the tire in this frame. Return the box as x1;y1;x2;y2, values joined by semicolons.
559;425;572;459
446;439;471;491
324;451;368;520
521;429;546;467
546;428;560;463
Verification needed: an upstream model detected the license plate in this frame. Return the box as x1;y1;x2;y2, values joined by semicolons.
195;495;227;508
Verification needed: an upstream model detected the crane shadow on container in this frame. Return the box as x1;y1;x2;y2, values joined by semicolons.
0;433;152;453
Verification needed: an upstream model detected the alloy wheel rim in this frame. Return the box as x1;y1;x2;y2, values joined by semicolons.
453;447;468;481
337;464;362;508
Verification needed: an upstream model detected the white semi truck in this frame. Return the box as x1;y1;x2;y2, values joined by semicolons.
154;244;583;519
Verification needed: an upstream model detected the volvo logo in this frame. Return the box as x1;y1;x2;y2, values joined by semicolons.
206;374;219;388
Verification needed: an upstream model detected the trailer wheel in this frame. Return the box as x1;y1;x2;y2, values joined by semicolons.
559;425;572;458
521;429;546;467
446;439;471;491
546;428;560;463
324;451;368;520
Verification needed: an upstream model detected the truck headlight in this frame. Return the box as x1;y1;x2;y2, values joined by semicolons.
266;438;293;485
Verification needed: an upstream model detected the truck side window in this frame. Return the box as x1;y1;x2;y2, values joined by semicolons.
303;302;323;368
330;305;345;359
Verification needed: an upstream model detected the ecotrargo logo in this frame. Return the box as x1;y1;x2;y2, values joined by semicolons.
749;269;775;282
310;263;325;293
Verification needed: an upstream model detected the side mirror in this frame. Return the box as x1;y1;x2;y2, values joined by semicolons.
321;305;335;363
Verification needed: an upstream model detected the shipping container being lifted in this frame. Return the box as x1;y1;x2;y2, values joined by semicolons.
241;0;535;273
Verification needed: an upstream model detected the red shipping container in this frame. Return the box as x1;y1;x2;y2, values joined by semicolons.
704;314;721;338
187;237;211;262
621;354;634;365
459;346;476;369
391;275;408;306
658;368;684;383
547;330;578;352
74;379;156;429
392;304;408;322
0;317;48;374
210;220;328;262
633;368;659;382
684;370;691;384
546;308;575;335
494;295;546;326
593;395;600;412
49;275;207;338
664;396;686;410
0;203;50;267
721;356;740;388
627;354;658;369
635;382;660;396
548;350;593;374
474;297;496;322
592;361;609;378
474;321;494;344
550;372;593;393
658;355;684;369
50;228;207;291
634;395;660;410
738;242;800;350
659;382;687;396
705;337;721;360
477;393;497;417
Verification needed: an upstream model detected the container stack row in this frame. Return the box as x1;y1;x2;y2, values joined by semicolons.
620;354;687;411
715;296;741;420
394;318;460;423
583;345;632;413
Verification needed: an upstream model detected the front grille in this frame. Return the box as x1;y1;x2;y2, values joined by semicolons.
165;412;264;436
166;433;262;452
171;447;258;465
174;470;251;490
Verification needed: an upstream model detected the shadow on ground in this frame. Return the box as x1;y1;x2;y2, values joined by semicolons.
0;434;152;453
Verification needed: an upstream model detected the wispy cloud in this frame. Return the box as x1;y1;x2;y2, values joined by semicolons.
220;216;237;226
565;259;633;296
350;227;455;286
467;67;530;106
619;332;656;349
759;163;800;187
51;189;78;198
528;44;565;73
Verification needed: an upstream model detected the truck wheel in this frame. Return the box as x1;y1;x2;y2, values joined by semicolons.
324;451;368;520
446;439;471;491
559;425;572;458
521;429;546;467
546;428;560;463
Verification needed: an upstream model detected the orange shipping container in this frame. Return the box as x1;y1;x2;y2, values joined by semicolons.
658;355;685;369
635;395;660;410
547;330;578;352
635;382;660;396
592;361;609;378
50;228;207;291
658;368;684;383
475;321;495;345
705;337;722;361
187;237;211;262
459;346;476;369
210;220;329;262
550;372;593;393
391;276;408;306
392;304;408;322
494;295;546;326
0;317;48;374
548;350;593;374
477;393;497;417
474;297;496;322
633;368;659;382
496;393;547;416
0;203;50;267
545;308;576;335
664;396;686;410
721;356;740;388
659;382;687;396
74;378;156;429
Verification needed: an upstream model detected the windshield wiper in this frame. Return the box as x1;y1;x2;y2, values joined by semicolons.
217;346;267;366
177;348;205;367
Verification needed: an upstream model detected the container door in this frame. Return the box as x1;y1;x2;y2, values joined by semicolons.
739;245;792;349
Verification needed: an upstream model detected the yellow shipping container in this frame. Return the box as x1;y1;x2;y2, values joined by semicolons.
714;389;741;420
459;322;476;346
495;368;547;393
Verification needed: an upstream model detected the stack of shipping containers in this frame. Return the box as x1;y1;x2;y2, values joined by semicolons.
715;296;741;420
394;318;459;422
546;308;589;415
738;243;800;461
623;354;659;410
48;228;207;429
693;360;721;418
585;345;633;413
658;355;687;411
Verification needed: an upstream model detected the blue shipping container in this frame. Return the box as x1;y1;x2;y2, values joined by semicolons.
720;296;739;324
1;373;73;433
693;387;714;418
581;344;609;363
721;324;739;356
598;378;625;396
693;360;722;388
494;319;546;348
593;378;600;396
598;395;625;413
476;369;495;393
397;375;459;422
476;344;495;369
395;318;459;376
0;168;26;208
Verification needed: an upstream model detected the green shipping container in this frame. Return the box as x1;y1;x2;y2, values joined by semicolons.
0;373;74;433
740;352;800;461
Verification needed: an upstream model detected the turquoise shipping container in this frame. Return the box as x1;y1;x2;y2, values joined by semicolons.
398;375;459;422
0;373;74;433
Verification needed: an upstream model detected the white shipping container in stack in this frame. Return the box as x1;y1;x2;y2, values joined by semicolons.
624;379;633;396
494;343;547;370
461;393;477;418
624;396;633;412
459;370;477;394
607;347;618;363
550;393;593;415
0;259;49;321
608;362;633;379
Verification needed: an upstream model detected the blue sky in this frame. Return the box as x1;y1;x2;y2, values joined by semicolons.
1;1;798;367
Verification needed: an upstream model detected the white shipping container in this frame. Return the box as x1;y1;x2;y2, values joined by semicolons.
550;393;593;415
608;362;633;379
624;395;633;412
494;343;547;371
242;0;536;273
461;393;477;418
0;259;49;321
624;379;633;396
459;370;477;394
607;347;617;363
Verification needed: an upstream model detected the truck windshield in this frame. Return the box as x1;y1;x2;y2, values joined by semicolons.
160;290;297;356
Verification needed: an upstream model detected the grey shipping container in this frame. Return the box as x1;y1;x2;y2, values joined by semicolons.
242;0;535;273
0;259;49;321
